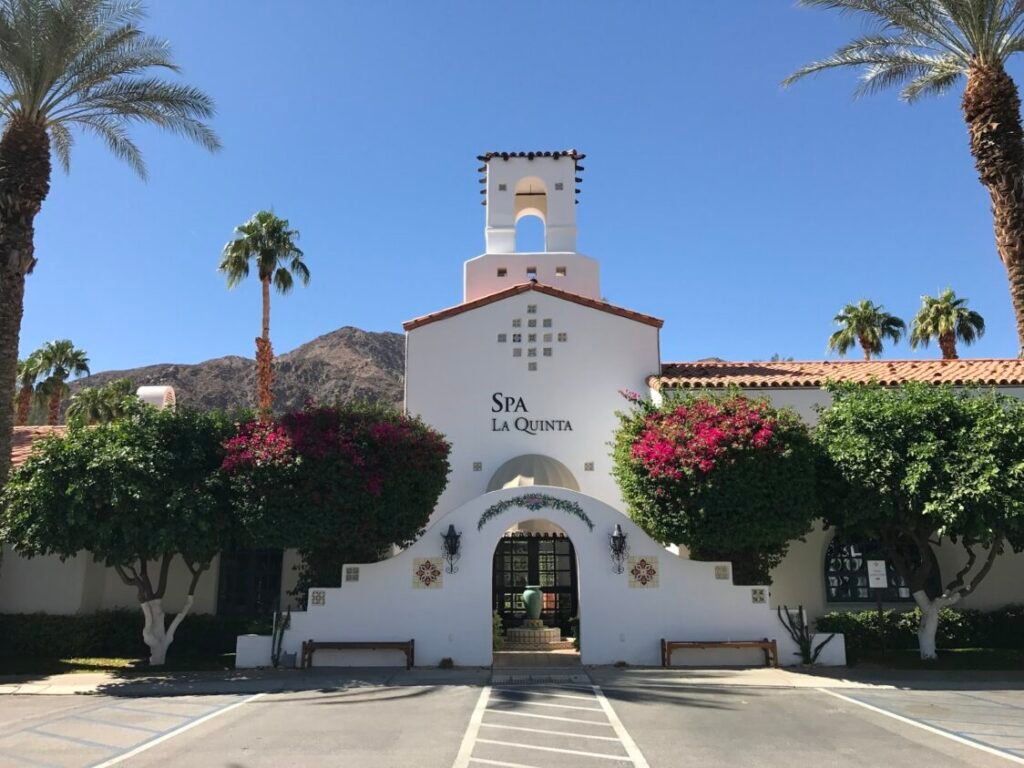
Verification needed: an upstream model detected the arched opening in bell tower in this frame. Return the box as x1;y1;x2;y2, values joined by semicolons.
513;176;548;253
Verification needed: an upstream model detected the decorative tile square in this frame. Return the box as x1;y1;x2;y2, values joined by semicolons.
714;565;730;581
310;589;326;606
751;588;767;604
628;556;659;588
413;557;443;589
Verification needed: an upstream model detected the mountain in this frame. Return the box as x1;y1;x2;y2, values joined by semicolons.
68;327;405;414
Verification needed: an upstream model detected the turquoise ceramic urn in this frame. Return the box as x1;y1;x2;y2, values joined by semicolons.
522;585;543;620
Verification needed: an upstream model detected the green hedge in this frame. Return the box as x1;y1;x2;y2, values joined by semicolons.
0;611;262;660
816;605;1024;660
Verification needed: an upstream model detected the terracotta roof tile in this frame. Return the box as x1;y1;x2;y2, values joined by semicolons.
403;282;663;331
9;425;66;471
650;359;1024;390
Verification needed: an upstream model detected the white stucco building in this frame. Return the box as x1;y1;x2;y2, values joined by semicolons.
4;150;1023;668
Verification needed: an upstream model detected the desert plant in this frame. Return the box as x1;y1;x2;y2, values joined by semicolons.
493;610;505;651
777;605;835;665
270;607;291;668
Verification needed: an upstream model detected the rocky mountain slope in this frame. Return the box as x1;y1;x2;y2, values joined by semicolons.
69;327;405;414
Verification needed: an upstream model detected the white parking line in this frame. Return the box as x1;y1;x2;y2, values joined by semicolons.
475;738;633;762
817;688;1024;766
469;758;544;768
489;709;615;726
480;722;621;741
592;685;650;768
455;683;649;767
491;689;599;701
91;693;265;768
453;686;492;768
489;698;603;712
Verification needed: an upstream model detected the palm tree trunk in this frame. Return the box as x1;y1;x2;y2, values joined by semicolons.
939;332;958;360
47;388;61;426
858;337;872;360
963;64;1024;355
0;118;51;484
15;387;32;426
256;277;274;419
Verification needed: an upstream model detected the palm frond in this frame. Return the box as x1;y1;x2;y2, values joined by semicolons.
0;0;218;175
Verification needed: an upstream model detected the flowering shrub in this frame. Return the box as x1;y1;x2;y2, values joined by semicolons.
613;391;818;584
224;403;451;593
631;397;777;479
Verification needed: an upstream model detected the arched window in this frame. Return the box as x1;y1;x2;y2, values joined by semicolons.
824;538;914;603
515;214;545;253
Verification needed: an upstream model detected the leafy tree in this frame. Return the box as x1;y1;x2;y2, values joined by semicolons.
828;300;906;359
815;382;1024;659
223;403;451;595
910;288;986;359
785;0;1024;353
0;403;239;665
219;211;310;419
66;378;135;427
612;391;818;584
14;353;42;425
0;0;219;485
34;340;89;425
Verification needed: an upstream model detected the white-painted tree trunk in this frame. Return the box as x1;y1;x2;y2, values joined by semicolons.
912;590;958;661
140;596;195;666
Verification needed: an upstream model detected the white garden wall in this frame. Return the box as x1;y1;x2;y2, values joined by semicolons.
280;486;833;668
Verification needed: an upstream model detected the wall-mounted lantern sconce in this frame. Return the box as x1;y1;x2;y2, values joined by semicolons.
609;523;629;574
441;524;462;574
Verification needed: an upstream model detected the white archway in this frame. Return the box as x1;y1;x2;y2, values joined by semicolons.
283;486;804;667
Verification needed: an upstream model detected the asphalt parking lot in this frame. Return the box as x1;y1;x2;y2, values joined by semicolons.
0;669;1022;768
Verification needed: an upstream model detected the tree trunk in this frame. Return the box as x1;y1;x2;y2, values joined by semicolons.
15;386;32;426
256;277;274;419
938;332;958;360
140;596;195;666
47;386;61;426
0;117;51;485
912;590;957;661
858;336;872;360
962;64;1024;355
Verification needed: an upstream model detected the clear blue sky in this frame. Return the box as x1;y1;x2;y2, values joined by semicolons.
19;1;1024;373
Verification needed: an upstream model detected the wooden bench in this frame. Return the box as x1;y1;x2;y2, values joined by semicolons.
661;638;778;668
301;639;415;670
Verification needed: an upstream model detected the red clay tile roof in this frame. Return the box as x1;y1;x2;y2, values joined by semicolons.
10;426;66;470
403;282;663;331
650;359;1024;390
477;150;585;162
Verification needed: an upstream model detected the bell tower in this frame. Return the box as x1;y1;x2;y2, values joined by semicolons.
464;151;600;302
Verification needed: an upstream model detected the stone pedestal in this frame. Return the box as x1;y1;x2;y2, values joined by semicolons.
506;626;561;646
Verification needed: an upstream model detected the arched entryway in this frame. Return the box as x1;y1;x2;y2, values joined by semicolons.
492;520;579;644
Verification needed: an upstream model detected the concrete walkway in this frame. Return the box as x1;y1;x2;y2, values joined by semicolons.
4;664;1024;696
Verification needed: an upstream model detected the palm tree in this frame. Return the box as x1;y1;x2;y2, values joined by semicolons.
219;211;310;418
0;1;219;483
14;353;42;425
785;1;1024;356
828;300;907;360
910;288;986;359
66;378;135;427
35;340;90;425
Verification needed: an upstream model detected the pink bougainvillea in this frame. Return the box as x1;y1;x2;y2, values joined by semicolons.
222;420;295;473
630;396;777;479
